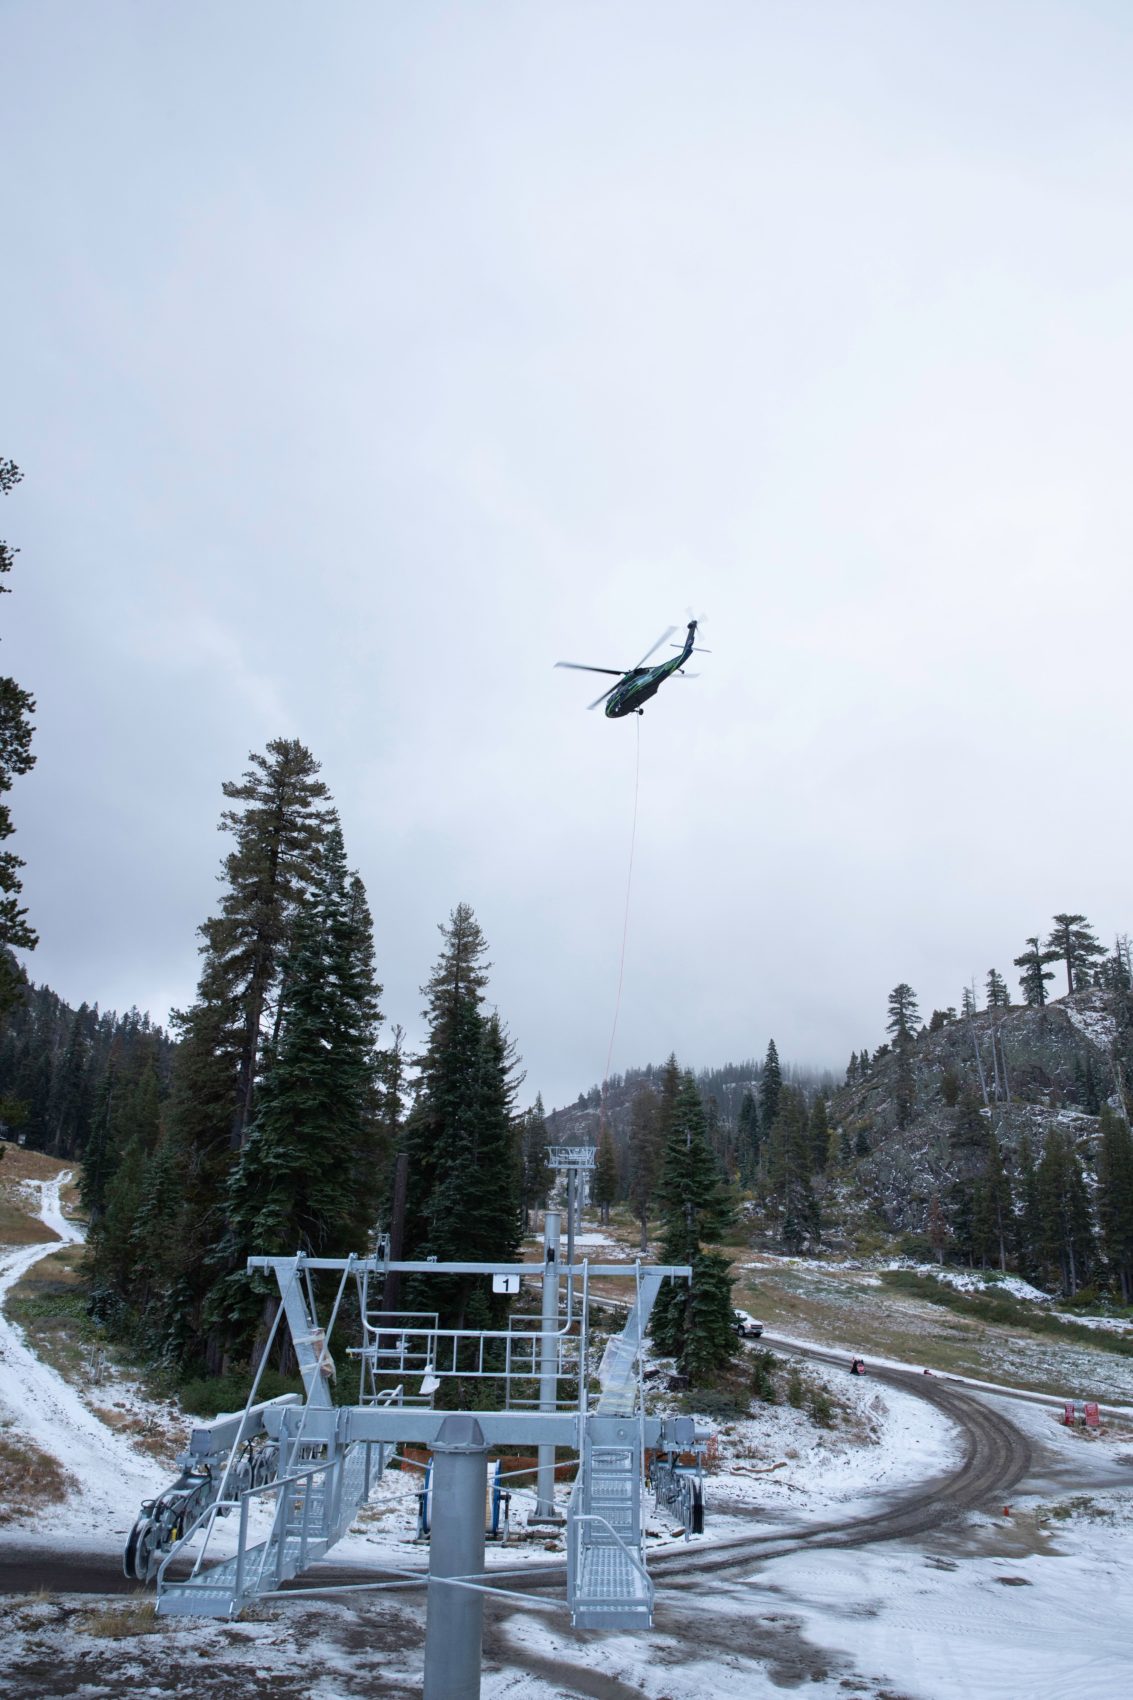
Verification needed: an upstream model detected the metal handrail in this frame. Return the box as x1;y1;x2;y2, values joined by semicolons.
569;1512;654;1599
156;1455;337;1598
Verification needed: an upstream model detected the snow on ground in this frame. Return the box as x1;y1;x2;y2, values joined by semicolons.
489;1393;1133;1700
904;1267;1053;1303
315;1357;964;1576
1065;1002;1117;1050
6;1195;1133;1696
690;1368;961;1538
747;1250;1054;1305
0;1176;159;1547
752;1391;1133;1700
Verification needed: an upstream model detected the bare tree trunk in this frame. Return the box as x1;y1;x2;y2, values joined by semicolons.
970;1022;991;1110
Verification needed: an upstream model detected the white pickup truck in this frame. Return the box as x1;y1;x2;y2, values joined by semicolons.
733;1309;764;1338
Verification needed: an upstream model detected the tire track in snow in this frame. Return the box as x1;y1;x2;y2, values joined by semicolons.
0;1175;159;1542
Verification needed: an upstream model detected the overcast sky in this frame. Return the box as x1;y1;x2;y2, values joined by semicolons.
3;1;1133;1110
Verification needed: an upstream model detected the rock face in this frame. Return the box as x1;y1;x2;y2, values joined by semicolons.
831;989;1126;1234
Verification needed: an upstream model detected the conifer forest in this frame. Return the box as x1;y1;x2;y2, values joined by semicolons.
4;658;1133;1396
5;445;1133;1395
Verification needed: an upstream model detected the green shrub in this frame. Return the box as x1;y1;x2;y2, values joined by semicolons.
683;1387;749;1423
877;1271;1133;1358
749;1349;779;1404
786;1365;804;1408
178;1367;303;1417
807;1386;835;1427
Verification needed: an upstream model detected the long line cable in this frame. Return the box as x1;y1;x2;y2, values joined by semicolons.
600;715;641;1126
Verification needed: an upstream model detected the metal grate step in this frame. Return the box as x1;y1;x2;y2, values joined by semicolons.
571;1544;653;1630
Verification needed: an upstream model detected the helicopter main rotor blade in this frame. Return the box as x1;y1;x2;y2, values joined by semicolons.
587;681;621;710
633;626;678;669
554;662;626;676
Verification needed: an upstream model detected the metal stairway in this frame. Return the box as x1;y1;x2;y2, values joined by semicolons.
157;1440;371;1617
594;1270;662;1416
568;1421;652;1629
568;1270;665;1629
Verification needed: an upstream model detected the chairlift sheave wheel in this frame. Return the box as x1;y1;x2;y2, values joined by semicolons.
124;1514;159;1581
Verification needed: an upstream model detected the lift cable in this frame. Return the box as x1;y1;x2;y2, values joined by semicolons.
600;714;641;1129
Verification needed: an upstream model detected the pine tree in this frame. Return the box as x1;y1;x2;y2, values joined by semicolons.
50;1006;97;1158
766;1086;820;1249
705;1094;730;1175
985;969;1010;1010
972;1130;1011;1270
887;984;919;1045
927;1193;947;1265
210;827;386;1350
213;740;336;1150
156;746;343;1372
950;1084;988;1156
1035;1129;1096;1294
1014;1132;1042;1277
519;1093;552;1227
627;1083;661;1252
759;1040;782;1130
808;1094;830;1173
1014;937;1057;1007
650;1071;736;1381
1097;1107;1133;1303
0;458;37;1017
403;904;521;1326
961;983;978;1019
592;1126;618;1225
1044;914;1106;998
894;1049;916;1131
737;1088;760;1186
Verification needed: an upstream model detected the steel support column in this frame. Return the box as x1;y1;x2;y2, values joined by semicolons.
535;1210;561;1519
422;1415;489;1700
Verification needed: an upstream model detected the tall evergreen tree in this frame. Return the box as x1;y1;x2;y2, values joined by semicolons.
1097;1106;1133;1303
209;825;385;1352
950;1084;988;1156
157;742;341;1371
971;1130;1011;1270
1013;1131;1043;1277
519;1093;552;1228
737;1088;760;1185
1014;937;1057;1007
808;1093;830;1174
650;1071;736;1381
887;984;919;1045
1035;1128;1095;1294
1044;913;1106;997
213;740;336;1150
766;1086;820;1249
592;1126;618;1225
627;1083;661;1252
0;458;36;1017
759;1040;782;1130
927;1193;947;1265
403;904;521;1326
985;969;1010;1010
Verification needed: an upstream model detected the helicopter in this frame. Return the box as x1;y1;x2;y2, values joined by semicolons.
555;619;705;717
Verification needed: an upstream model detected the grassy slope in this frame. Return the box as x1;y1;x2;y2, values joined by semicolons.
0;1140;80;1244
